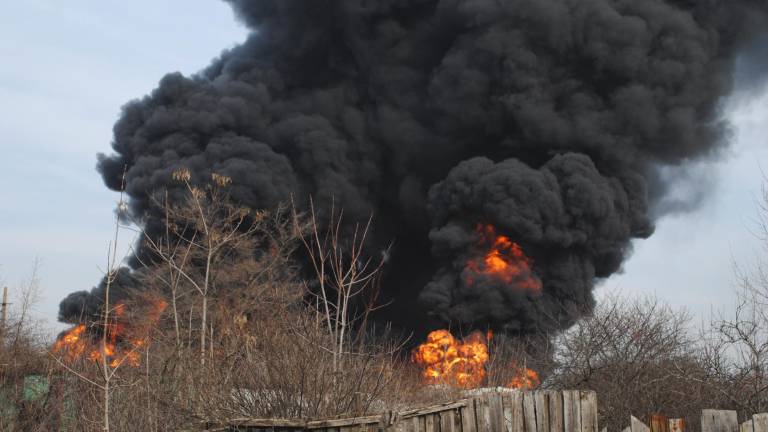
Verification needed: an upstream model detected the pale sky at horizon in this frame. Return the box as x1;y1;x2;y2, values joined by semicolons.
1;0;767;336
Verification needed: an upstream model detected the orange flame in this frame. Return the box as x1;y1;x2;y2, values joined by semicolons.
52;298;167;368
507;365;541;390
413;329;541;390
465;224;542;293
413;330;489;388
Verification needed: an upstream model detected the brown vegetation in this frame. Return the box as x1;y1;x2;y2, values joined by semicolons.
2;176;768;431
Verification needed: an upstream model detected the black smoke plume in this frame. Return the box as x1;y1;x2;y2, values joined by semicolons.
61;0;768;335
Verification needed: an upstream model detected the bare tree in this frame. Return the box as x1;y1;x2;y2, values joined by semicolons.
696;179;768;417
49;174;137;432
137;168;278;363
547;294;713;431
292;198;391;376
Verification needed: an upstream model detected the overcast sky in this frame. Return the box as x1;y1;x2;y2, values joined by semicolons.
1;0;766;334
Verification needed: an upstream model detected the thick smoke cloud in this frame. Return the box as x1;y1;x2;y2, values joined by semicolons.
63;0;767;334
59;268;137;323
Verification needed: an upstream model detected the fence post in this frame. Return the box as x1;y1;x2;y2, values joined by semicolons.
669;418;685;432
580;391;598;432
0;286;8;342
651;415;669;432
741;420;755;432
752;414;768;432
701;410;738;432
632;416;651;432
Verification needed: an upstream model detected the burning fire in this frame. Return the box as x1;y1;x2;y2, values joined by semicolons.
413;329;540;390
465;224;542;293
413;329;489;388
52;298;167;368
507;364;541;389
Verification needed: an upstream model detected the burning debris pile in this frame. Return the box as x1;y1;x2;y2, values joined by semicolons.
413;329;539;390
53;299;167;368
59;1;768;342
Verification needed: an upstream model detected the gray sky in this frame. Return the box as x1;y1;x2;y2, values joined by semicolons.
1;0;766;332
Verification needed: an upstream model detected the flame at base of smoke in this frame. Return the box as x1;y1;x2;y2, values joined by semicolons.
413;329;541;390
51;299;166;368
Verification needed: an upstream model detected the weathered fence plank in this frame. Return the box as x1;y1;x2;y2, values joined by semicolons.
476;393;491;432
563;391;581;432
741;420;754;432
461;399;477;432
651;415;669;432
579;391;598;432
702;410;738;432
632;415;650;432
440;409;456;432
536;392;551;432
425;413;436;432
549;391;564;432
669;418;685;432
753;414;768;432
524;391;538;432
488;392;505;432
503;392;524;432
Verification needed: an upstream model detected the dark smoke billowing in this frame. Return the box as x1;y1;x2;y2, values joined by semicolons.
61;0;768;335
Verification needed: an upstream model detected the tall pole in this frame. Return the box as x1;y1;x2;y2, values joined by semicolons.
0;286;7;342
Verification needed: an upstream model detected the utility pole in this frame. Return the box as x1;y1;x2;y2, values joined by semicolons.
0;286;8;343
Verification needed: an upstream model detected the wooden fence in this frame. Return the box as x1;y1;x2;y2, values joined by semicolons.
212;389;599;432
623;411;768;432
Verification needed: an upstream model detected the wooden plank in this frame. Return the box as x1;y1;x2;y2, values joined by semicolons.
405;416;420;432
441;409;456;432
425;413;436;432
651;415;669;432
535;392;550;432
225;418;308;428
632;416;650;432
503;392;525;432
392;417;407;432
741;420;754;432
476;394;492;432
669;419;685;432
563;391;574;432
461;398;477;432
702;410;738;432
549;391;564;432
563;391;581;432
308;415;382;428
524;391;538;432
579;391;598;432
454;407;464;432
399;401;471;418
488;392;505;432
753;414;768;432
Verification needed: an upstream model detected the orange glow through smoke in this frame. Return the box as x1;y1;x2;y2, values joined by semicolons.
413;329;541;390
465;224;542;293
52;298;167;368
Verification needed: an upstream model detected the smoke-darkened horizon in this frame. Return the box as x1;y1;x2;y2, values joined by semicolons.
60;0;768;335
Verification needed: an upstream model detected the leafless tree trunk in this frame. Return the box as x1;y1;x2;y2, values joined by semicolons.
293;198;389;376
